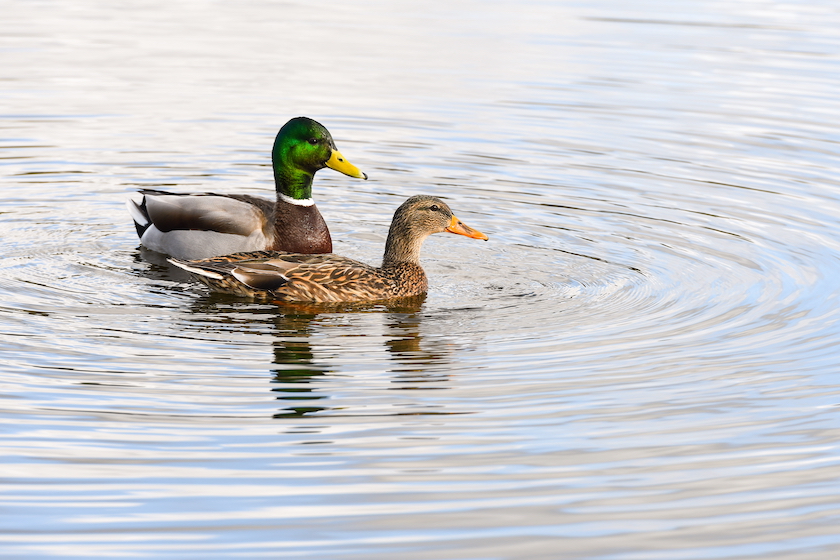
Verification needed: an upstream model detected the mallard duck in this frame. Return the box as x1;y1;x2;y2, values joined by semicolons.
168;195;488;303
126;117;367;260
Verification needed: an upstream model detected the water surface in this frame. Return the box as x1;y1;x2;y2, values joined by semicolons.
2;0;840;558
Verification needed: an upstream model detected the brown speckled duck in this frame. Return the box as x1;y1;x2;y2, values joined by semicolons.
168;195;488;303
126;117;367;260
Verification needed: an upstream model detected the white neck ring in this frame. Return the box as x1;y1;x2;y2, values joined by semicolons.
278;193;315;207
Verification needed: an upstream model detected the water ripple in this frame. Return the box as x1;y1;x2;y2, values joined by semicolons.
3;0;840;558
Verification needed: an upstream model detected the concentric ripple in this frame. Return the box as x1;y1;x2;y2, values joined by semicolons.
3;0;840;558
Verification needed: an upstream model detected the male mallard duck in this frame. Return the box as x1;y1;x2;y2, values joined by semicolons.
168;195;488;303
126;117;367;260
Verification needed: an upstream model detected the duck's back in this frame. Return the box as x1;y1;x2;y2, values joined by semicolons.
170;251;428;303
127;190;332;259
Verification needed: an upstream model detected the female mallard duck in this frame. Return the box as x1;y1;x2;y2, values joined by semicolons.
168;195;488;303
126;117;367;260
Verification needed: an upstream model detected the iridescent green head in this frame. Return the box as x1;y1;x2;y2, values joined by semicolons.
271;117;367;201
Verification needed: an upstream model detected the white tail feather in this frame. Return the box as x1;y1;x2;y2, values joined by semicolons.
167;259;225;280
125;194;149;227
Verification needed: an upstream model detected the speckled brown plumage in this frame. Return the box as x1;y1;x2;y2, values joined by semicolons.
169;195;488;303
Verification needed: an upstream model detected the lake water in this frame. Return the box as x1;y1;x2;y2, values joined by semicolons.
2;0;840;558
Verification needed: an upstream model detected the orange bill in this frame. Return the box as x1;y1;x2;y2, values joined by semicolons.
445;215;488;240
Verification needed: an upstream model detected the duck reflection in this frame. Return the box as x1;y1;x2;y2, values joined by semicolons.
139;243;459;422
181;289;453;418
269;311;328;418
269;294;456;417
132;247;197;287
383;306;455;389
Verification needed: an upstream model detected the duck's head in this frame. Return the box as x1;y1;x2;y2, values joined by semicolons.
398;195;488;239
384;195;487;265
272;116;367;182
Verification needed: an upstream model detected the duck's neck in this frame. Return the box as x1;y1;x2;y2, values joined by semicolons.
381;228;428;297
270;200;332;254
273;166;315;203
382;224;428;268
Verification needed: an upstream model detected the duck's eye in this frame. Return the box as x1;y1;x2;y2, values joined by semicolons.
308;138;319;145
429;204;440;212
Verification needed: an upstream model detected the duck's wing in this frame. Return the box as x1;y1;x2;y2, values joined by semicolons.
128;190;271;235
127;190;274;259
169;251;387;302
233;254;374;294
266;254;387;302
167;252;321;292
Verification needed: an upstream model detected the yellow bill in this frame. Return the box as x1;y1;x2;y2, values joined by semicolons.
326;150;367;180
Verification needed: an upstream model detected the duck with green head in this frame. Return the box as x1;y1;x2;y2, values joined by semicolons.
126;117;367;260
